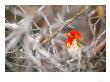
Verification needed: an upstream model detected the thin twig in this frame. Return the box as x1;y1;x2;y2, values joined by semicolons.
37;5;46;12
94;30;106;46
13;7;17;21
41;6;88;45
66;5;69;13
40;12;50;26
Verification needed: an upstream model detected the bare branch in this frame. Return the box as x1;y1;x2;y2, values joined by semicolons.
95;39;106;54
41;6;88;45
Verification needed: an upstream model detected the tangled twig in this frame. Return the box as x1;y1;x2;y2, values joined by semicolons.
41;6;88;45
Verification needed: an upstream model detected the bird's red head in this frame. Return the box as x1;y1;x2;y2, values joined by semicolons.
65;29;83;48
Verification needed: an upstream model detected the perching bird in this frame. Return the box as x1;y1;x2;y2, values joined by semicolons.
65;29;83;71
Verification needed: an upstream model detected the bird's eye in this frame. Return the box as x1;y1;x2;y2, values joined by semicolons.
71;34;75;36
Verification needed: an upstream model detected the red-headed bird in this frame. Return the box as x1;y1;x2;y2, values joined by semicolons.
65;29;83;71
65;29;83;48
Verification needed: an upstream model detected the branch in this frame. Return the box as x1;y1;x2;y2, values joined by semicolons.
95;39;106;55
41;6;88;45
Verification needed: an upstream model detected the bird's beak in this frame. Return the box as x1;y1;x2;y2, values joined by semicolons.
65;33;71;37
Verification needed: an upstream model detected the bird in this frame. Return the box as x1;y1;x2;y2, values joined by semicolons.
65;29;83;48
65;29;83;71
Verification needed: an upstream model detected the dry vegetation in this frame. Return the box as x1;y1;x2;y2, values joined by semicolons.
5;5;106;72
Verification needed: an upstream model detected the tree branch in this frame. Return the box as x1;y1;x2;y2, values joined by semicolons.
41;6;88;45
95;39;106;55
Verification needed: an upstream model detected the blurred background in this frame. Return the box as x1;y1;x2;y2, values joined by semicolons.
5;5;106;72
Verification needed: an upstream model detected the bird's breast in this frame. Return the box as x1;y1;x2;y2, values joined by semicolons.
67;40;80;60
